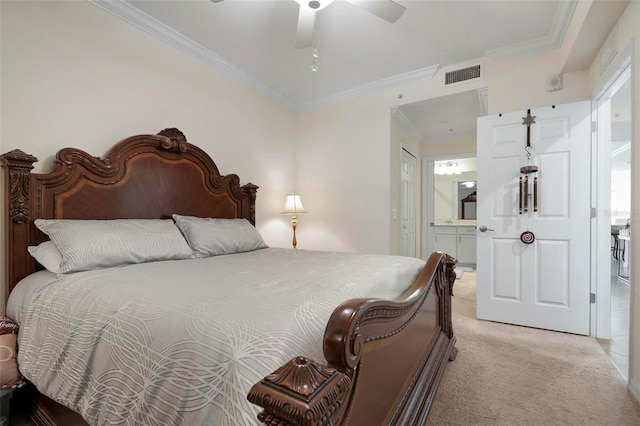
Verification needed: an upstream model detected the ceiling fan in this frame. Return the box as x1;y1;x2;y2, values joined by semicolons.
211;0;406;48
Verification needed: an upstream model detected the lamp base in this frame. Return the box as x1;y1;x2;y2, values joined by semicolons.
291;215;298;249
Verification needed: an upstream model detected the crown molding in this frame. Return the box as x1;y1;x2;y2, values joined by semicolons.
487;0;577;60
299;64;440;110
87;0;299;109
87;0;439;111
391;107;424;143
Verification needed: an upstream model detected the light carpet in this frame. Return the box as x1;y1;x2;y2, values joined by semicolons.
453;266;473;280
426;272;640;426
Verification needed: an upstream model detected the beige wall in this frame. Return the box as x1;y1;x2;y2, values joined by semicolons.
422;138;476;158
484;50;589;114
296;51;587;255
0;1;297;308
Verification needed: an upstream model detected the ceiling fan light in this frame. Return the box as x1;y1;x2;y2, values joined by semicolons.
295;0;335;11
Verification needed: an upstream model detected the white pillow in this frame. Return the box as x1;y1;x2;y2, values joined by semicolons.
27;241;62;273
34;219;194;273
172;215;268;258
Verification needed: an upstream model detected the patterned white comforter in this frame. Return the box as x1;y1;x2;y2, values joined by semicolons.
7;248;425;426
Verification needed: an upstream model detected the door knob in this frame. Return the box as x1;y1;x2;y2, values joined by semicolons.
479;225;495;232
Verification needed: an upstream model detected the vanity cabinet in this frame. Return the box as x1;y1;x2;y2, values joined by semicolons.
456;227;477;265
434;227;457;260
434;226;476;266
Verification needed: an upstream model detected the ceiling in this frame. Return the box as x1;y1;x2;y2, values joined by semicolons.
92;0;629;144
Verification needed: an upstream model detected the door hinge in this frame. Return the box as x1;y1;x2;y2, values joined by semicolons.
590;293;596;304
591;207;597;218
591;121;597;132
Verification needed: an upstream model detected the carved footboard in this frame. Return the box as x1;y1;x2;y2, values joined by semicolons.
248;252;457;425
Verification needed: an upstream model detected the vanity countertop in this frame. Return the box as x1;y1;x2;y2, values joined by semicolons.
434;220;477;227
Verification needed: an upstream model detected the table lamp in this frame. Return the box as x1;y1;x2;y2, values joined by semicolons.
281;193;306;248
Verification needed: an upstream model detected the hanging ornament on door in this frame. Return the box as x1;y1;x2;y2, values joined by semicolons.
519;109;538;245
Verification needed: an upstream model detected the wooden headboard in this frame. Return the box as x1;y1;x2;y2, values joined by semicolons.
1;128;258;301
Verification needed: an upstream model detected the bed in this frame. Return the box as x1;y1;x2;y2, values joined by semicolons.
1;128;457;425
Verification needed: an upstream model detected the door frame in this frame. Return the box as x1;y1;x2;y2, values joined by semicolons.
422;152;475;260
591;44;633;342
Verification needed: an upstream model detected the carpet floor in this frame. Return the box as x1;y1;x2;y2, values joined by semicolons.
426;272;640;426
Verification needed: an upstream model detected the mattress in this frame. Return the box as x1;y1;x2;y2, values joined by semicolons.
7;248;425;426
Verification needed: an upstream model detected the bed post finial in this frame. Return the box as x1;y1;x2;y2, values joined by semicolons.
241;183;258;226
248;356;351;426
157;128;188;153
438;254;457;340
1;149;38;305
0;149;38;223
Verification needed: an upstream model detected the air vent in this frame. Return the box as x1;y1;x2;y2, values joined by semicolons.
445;65;481;85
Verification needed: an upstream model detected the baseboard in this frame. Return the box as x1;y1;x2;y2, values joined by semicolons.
454;265;475;271
629;378;640;404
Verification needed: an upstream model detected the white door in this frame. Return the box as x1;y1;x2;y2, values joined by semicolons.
476;101;591;335
401;148;417;257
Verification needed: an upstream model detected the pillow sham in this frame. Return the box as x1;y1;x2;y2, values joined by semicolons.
172;215;268;258
27;241;62;273
0;316;24;389
34;219;194;273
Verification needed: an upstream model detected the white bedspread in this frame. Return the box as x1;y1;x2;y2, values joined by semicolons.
7;248;425;426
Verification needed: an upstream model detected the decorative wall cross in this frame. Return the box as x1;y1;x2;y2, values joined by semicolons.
522;109;536;148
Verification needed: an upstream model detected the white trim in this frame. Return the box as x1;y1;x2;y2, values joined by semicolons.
87;0;567;110
590;39;635;385
401;145;418;160
630;379;640;405
299;65;440;110
88;0;439;110
86;0;299;109
591;44;633;100
487;0;577;60
391;108;424;143
593;62;631;340
592;93;612;339
591;43;633;347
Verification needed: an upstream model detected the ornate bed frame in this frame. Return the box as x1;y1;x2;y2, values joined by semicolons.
1;128;457;425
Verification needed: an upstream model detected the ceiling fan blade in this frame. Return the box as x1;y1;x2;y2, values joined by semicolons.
210;0;224;3
346;0;406;23
295;6;316;48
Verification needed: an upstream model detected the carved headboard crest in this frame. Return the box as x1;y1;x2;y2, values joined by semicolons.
1;128;258;303
157;128;188;153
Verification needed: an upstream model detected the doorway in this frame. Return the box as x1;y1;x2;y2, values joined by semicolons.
393;88;487;262
423;155;477;267
594;62;632;379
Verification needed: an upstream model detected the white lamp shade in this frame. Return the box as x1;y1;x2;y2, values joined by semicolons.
281;193;306;214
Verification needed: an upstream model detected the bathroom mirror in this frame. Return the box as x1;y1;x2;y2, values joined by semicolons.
458;182;477;219
434;158;477;222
